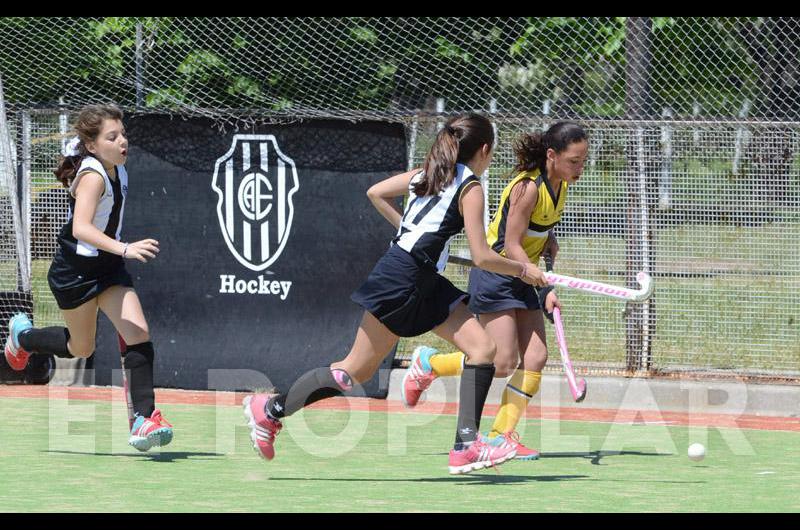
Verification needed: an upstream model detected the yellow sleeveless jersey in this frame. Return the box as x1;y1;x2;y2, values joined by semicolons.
486;170;568;262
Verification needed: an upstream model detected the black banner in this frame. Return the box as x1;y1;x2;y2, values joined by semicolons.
92;116;406;398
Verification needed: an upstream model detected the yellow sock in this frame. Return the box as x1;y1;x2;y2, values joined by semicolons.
489;370;541;438
429;351;465;377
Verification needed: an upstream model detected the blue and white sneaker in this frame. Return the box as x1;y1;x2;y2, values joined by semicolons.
129;409;174;452
483;431;540;460
401;346;438;408
4;313;32;371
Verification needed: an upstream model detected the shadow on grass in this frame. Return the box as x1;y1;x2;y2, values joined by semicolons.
265;474;590;485
41;450;225;462
542;450;673;465
266;470;704;486
421;449;672;467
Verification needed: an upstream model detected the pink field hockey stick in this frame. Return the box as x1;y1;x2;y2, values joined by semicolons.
552;307;587;403
543;253;587;403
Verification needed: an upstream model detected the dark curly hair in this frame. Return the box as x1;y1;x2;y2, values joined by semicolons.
513;121;587;174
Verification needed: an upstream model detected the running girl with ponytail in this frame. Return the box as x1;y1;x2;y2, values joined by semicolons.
4;104;173;452
243;113;544;474
402;121;589;460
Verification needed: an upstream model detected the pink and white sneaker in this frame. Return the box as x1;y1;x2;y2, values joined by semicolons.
243;394;283;461
401;346;438;408
448;437;517;475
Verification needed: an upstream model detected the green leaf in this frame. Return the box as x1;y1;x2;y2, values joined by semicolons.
227;76;262;99
434;37;471;63
376;62;397;80
177;51;229;78
350;26;377;45
233;35;248;49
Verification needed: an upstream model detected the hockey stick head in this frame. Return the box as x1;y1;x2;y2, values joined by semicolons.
575;377;587;402
632;272;654;302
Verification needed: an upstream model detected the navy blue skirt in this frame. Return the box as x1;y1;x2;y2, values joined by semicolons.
467;267;541;315
47;249;134;310
351;245;468;337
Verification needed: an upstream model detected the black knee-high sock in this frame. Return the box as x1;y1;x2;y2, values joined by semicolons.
454;363;496;450
18;327;73;358
266;367;353;419
122;342;155;418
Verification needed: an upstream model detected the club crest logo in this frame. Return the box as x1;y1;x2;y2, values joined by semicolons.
212;135;299;271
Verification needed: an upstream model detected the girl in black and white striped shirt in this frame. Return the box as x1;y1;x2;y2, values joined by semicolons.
243;113;544;474
4;104;173;452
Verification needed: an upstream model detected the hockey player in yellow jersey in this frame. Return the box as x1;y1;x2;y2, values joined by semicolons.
402;121;589;460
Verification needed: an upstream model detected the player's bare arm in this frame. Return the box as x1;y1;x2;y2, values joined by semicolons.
367;168;421;229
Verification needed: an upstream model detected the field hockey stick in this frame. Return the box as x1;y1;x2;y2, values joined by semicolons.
544;254;587;403
117;333;135;429
545;270;653;302
448;254;653;302
552;307;587;402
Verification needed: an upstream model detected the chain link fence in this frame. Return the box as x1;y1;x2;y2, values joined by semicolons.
1;17;799;382
2;18;800;123
402;117;800;382
0;75;22;295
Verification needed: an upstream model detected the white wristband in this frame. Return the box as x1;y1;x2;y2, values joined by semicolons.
122;243;129;258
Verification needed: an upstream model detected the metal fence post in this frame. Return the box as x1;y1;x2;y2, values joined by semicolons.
17;110;31;292
135;22;145;109
486;98;497;230
659;107;673;210
732;99;751;175
635;127;653;372
406;117;418;172
59;97;69;153
624;17;654;373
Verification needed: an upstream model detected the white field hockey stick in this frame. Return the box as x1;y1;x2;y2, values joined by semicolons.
544;254;587;403
447;254;653;302
117;333;135;429
544;270;653;302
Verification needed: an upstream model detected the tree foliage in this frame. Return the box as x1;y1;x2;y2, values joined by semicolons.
0;17;795;119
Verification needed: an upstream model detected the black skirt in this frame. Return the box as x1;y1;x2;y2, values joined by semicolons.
47;249;134;310
467;267;540;315
351;244;468;337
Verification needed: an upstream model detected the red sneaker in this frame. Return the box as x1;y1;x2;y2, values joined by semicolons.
490;431;540;460
401;346;438;408
129;409;174;452
243;394;283;461
448;437;517;474
4;313;32;371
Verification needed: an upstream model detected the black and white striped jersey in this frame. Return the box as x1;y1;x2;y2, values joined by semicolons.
57;156;128;259
393;164;481;272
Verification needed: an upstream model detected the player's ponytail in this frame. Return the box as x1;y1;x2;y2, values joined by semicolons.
512;132;547;173
54;150;87;188
513;121;588;174
53;103;124;188
414;113;494;197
